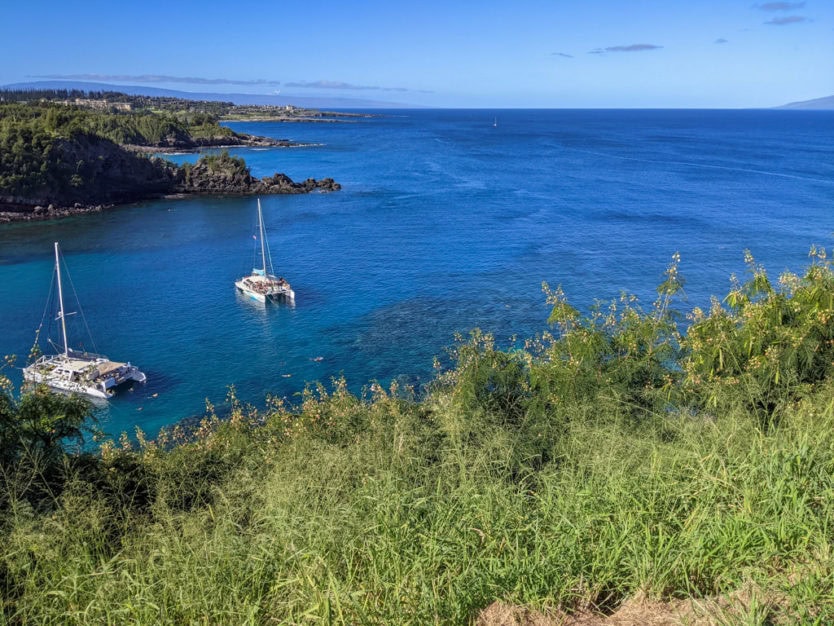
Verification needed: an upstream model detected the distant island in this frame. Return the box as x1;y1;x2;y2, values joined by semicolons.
776;94;834;110
0;90;345;222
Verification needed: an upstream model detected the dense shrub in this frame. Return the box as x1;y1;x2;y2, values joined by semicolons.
683;247;834;428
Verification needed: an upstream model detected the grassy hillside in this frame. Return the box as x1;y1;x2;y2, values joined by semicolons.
2;249;834;624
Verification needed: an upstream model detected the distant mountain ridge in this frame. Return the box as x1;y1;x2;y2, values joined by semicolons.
0;80;411;109
777;95;834;110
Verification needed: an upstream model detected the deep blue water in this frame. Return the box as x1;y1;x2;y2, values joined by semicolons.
1;109;832;437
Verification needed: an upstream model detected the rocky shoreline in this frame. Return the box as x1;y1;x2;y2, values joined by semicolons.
124;134;307;153
0;156;341;224
0;180;341;224
0;105;343;224
0;202;112;223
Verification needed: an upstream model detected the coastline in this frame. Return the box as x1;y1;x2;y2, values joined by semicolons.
0;177;342;223
0;98;353;225
0;202;112;223
129;141;324;155
222;117;350;124
0;132;339;224
0;182;340;224
124;136;303;153
219;111;378;124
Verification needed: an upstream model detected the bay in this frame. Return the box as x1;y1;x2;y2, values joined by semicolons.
1;109;832;437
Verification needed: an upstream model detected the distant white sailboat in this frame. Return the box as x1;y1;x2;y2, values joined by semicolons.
23;242;147;399
235;199;295;304
493;117;498;127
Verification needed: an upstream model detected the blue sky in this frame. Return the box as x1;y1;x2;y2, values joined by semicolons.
3;0;832;107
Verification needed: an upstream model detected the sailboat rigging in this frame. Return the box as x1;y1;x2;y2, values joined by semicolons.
23;242;147;399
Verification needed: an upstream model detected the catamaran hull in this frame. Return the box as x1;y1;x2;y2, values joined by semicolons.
235;280;294;304
236;281;267;303
23;355;147;400
23;369;112;399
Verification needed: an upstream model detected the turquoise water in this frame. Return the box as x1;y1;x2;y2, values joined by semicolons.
1;109;833;437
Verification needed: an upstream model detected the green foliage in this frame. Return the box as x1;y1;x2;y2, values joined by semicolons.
0;362;93;471
0;101;232;149
537;253;683;420
199;150;248;175
683;247;834;427
0;88;236;116
435;330;557;482
449;330;532;428
0;88;330;120
11;387;91;458
0;101;241;201
0;362;95;521
3;248;834;623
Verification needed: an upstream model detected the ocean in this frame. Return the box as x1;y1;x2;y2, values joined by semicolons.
1;109;832;437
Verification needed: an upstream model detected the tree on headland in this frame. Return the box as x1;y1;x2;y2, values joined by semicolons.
0;101;339;213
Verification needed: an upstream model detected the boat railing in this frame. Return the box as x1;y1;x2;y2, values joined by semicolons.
67;349;106;360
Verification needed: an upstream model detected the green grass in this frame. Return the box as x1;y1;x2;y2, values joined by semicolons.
3;251;834;624
3;387;834;624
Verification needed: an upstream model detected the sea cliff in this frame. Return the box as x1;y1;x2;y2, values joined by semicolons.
0;144;340;223
0;98;341;222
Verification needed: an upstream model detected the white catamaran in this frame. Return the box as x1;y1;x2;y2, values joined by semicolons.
23;242;147;399
235;199;295;304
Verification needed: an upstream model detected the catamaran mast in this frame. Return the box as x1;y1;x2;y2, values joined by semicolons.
54;242;69;356
258;199;268;274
